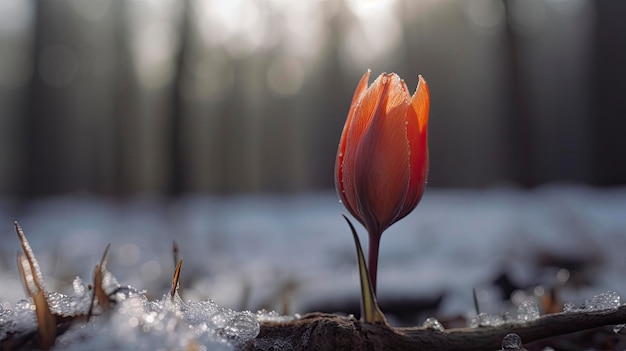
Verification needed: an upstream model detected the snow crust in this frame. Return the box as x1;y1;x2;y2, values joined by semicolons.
1;273;261;350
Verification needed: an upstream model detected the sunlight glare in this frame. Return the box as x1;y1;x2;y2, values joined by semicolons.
195;0;267;58
343;0;403;71
132;20;177;90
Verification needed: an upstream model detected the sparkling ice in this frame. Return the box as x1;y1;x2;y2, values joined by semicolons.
516;300;540;322
471;312;504;327
565;290;622;313
582;290;621;311
501;333;523;350
0;273;260;350
422;317;444;331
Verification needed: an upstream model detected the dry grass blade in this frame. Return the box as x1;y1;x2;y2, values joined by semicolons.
88;244;111;319
14;221;46;292
17;253;56;350
171;258;183;300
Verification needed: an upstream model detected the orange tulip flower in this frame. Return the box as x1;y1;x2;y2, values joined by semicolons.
335;70;430;291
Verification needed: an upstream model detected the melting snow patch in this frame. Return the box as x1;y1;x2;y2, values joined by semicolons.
0;273;261;350
255;309;299;323
564;290;621;313
581;290;621;311
470;312;505;327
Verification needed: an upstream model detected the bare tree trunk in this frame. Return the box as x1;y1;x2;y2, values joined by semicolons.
502;0;533;188
592;1;626;186
167;0;192;196
21;0;46;197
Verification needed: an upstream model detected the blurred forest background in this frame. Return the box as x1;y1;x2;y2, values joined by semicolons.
0;0;624;198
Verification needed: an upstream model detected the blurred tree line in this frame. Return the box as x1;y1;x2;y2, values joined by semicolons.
0;0;624;197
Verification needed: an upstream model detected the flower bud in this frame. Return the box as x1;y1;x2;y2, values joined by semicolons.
335;71;430;236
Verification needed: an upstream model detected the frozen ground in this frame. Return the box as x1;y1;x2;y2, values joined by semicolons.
0;184;625;347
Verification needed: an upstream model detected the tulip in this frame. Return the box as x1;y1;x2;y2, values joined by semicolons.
335;70;430;292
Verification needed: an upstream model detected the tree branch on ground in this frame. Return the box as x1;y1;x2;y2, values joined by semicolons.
249;306;626;351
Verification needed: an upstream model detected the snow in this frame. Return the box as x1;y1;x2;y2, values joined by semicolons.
581;290;621;311
516;300;539;322
0;300;38;341
564;289;621;313
1;272;260;350
0;185;626;347
47;277;93;316
255;310;299;323
472;312;505;327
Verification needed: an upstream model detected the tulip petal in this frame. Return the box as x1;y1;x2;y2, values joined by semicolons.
336;70;371;220
396;75;430;222
411;75;430;134
354;74;412;233
341;73;388;227
351;70;372;108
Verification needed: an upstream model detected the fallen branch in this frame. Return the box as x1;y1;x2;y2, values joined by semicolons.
249;306;626;350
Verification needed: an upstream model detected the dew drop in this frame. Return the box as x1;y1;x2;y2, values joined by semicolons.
501;333;523;350
422;317;444;332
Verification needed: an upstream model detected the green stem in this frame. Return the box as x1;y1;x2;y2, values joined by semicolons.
342;215;387;324
368;231;381;294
